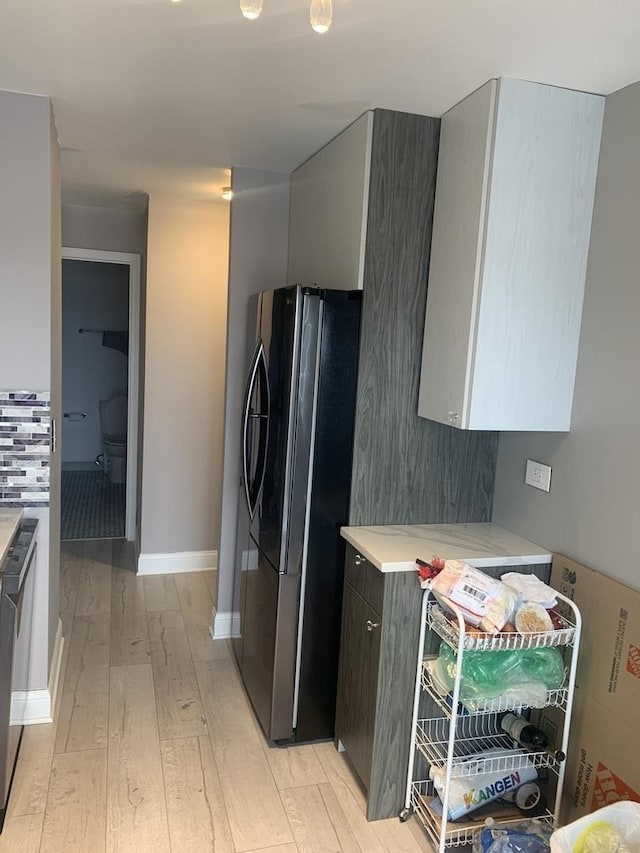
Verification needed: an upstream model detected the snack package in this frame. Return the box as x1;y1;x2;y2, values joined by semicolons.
515;603;554;634
430;561;517;633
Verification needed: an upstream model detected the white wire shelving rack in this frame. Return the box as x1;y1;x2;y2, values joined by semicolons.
400;590;582;852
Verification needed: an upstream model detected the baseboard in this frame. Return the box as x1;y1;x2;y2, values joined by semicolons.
48;617;64;718
10;617;64;725
211;609;240;640
10;690;52;725
137;549;218;576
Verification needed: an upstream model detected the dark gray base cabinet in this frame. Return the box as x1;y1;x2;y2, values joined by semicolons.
335;544;423;821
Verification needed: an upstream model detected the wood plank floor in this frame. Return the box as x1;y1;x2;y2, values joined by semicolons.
1;540;434;852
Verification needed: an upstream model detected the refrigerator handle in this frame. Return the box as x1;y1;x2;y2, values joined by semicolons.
242;340;270;519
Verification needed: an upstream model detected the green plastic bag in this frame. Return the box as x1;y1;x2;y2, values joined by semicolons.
436;642;565;709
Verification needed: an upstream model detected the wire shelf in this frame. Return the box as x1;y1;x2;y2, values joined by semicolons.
415;716;561;778
428;602;576;652
421;657;569;716
410;780;470;848
410;780;555;848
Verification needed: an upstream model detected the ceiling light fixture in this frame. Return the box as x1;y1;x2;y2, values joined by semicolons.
221;186;233;201
240;0;263;19
310;0;332;34
240;0;332;33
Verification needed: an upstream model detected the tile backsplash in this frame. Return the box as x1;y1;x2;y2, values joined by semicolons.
0;391;50;507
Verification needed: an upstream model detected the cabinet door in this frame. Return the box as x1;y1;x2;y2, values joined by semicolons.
417;80;496;429
335;581;381;790
418;78;603;431
470;79;603;431
287;112;372;291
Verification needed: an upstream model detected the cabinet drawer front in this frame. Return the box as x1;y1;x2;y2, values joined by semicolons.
344;544;384;614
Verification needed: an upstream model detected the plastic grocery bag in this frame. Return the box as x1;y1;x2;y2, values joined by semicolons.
434;642;565;710
550;801;640;852
473;818;552;852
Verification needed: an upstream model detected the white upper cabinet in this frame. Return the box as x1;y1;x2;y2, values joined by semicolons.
418;78;604;431
287;112;373;290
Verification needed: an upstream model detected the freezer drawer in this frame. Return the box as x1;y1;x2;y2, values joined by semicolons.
241;545;301;742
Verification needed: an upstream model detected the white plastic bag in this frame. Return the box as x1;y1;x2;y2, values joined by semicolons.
550;801;640;852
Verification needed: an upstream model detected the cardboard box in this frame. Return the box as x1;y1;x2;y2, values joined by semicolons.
560;700;640;823
547;554;640;821
548;554;596;692
550;554;640;715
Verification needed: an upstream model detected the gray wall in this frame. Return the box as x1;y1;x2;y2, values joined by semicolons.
492;81;640;591
62;202;148;256
62;260;129;464
140;196;229;557
0;90;60;691
215;168;291;629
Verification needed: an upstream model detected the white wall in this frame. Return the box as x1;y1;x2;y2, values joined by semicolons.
214;168;290;635
61;260;129;464
0;90;60;692
492;81;640;591
140;197;229;559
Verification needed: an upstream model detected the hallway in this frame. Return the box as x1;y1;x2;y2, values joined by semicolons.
1;540;431;852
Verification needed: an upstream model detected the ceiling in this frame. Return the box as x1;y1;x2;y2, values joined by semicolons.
1;0;639;206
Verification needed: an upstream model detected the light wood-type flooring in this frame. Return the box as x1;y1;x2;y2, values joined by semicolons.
1;540;434;853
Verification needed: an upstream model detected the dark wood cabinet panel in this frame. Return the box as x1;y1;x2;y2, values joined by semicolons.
367;570;422;820
349;109;498;528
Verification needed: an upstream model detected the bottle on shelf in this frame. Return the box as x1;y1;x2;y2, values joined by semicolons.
500;712;566;762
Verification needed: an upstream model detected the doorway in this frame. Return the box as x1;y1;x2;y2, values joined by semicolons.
60;248;140;542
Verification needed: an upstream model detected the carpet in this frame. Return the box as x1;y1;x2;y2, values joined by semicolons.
61;470;126;540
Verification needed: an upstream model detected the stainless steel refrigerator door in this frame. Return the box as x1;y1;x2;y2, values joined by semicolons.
242;287;323;740
232;333;269;667
232;294;265;668
242;339;270;520
250;287;304;574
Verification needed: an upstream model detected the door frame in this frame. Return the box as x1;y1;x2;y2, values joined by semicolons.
61;247;141;542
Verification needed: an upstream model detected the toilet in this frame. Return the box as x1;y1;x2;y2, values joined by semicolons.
99;392;127;484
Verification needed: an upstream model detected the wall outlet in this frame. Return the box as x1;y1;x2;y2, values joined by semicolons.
525;459;552;492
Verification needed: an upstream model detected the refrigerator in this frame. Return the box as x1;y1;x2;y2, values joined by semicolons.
232;285;362;743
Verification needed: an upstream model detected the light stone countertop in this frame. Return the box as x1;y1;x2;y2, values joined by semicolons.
0;508;23;566
340;522;551;573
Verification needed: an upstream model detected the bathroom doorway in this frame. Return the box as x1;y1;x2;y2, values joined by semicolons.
60;248;141;542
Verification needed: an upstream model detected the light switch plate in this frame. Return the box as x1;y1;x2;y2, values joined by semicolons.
525;459;552;492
